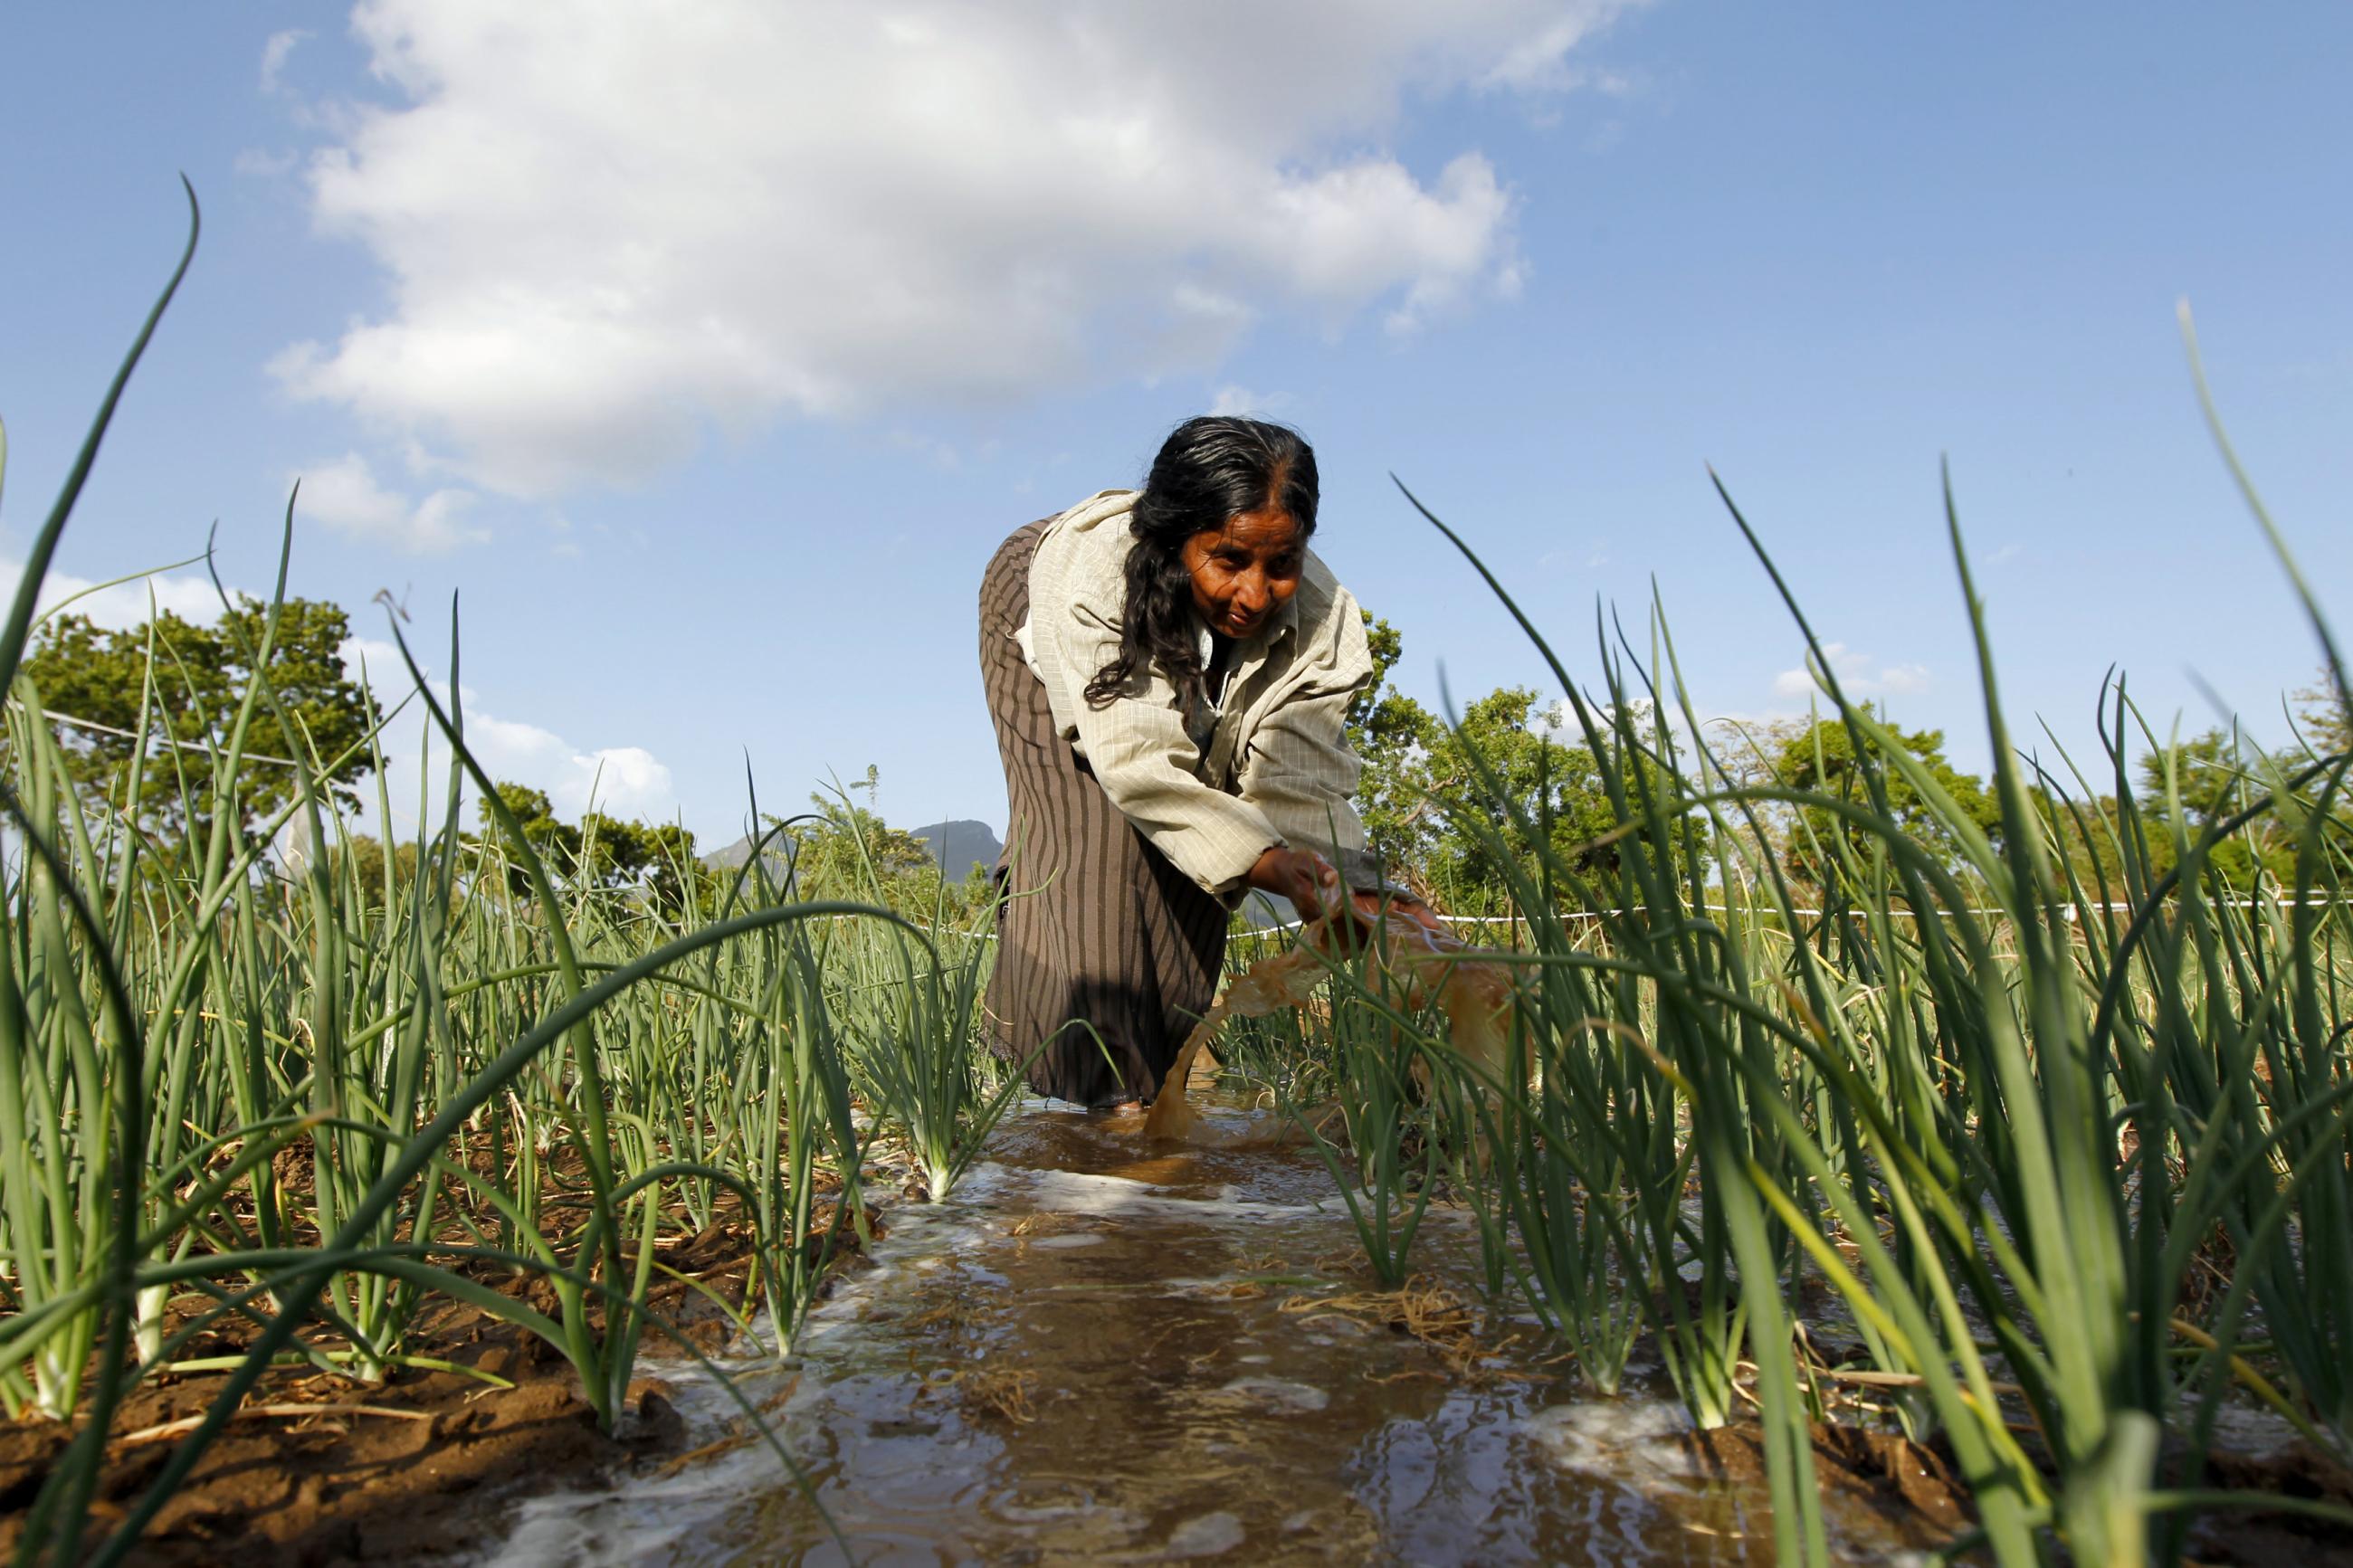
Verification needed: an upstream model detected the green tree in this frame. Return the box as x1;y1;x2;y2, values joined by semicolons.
2295;667;2351;757
332;834;424;901
1767;710;2001;895
2137;727;2298;889
477;783;706;911
783;796;938;906
2021;782;2120;899
1344;613;1443;876
22;597;372;833
1342;613;1706;909
580;812;703;911
480;781;581;893
736;772;1000;921
1424;689;1710;899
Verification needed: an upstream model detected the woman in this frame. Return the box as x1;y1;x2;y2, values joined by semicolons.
977;415;1435;1108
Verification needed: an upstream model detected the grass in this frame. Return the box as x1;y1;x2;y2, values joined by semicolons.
804;787;1042;1203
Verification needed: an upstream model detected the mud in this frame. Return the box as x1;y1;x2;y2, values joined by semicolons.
0;1216;779;1565
491;1099;1966;1565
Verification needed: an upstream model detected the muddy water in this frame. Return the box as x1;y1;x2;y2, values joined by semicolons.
488;1098;1932;1565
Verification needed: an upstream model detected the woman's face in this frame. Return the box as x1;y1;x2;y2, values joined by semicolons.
1181;507;1304;641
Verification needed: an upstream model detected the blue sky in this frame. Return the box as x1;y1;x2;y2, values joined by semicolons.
5;4;2348;849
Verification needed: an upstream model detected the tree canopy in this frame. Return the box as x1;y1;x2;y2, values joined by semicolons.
1765;709;2002;894
477;782;703;910
22;597;372;833
2132;727;2303;889
2295;666;2351;757
767;774;987;916
1344;613;1708;909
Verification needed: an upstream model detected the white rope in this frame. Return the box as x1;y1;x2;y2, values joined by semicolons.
5;699;308;769
787;897;2346;944
1229;897;2345;939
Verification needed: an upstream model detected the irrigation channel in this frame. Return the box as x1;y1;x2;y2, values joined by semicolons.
484;1091;1956;1566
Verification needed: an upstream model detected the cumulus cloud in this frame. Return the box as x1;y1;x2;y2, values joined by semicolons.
460;711;677;821
274;0;1641;497
291;452;485;552
1772;642;1930;701
4;557;229;631
233;147;300;180
339;634;680;831
260;28;311;94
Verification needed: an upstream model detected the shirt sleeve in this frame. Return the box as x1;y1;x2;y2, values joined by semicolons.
1044;571;1285;898
1235;595;1383;891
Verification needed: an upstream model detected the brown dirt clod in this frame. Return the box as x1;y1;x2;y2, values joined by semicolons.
0;1221;786;1565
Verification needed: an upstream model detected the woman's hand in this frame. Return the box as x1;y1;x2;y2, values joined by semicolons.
1247;849;1446;942
1247;845;1344;925
1352;889;1446;939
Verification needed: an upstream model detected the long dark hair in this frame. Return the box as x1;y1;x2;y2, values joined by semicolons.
1081;415;1319;709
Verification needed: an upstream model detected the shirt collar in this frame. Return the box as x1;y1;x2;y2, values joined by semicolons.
1266;592;1302;642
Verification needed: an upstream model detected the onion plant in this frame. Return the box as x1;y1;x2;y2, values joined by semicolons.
1280;951;1445;1288
805;794;1035;1202
1379;431;2353;1568
0;191;880;1567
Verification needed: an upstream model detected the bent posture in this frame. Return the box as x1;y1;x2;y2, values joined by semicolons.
976;415;1434;1107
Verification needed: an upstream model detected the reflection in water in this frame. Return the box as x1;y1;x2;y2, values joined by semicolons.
489;1098;1937;1566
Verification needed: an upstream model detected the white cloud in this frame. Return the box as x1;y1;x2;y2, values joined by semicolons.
338;634;680;832
338;633;405;685
1538;540;1610;571
1207;385;1295;418
460;711;677;820
4;557;229;632
1480;12;1621;92
274;0;1642;497
233;147;300;180
291;452;485;552
260;29;311;94
1772;641;1931;701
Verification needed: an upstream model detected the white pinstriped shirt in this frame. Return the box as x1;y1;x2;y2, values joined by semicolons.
1014;489;1380;899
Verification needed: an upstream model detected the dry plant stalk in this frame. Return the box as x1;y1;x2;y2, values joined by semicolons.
1280;1275;1526;1383
926;1366;1041;1424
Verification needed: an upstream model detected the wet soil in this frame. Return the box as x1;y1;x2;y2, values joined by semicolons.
491;1099;1975;1565
0;1213;790;1565
2193;1441;2353;1566
1677;1425;1972;1543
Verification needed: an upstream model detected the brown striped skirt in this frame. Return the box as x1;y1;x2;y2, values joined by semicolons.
977;518;1230;1107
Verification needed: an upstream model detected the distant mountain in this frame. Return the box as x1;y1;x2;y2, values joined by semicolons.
909;820;1002;879
700;832;789;872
